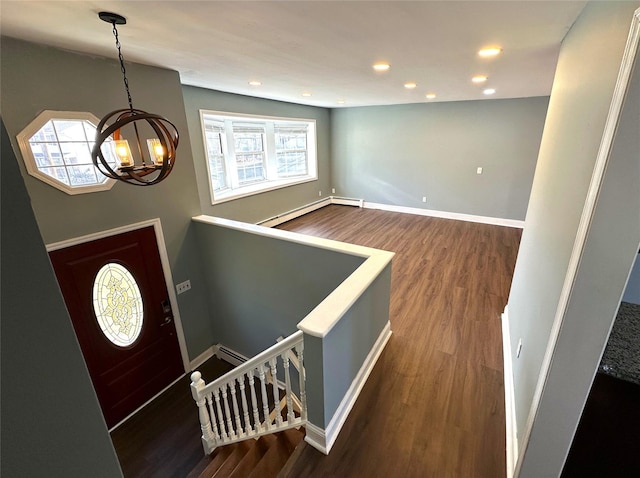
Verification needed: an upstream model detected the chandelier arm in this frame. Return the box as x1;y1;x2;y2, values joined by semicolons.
92;109;179;185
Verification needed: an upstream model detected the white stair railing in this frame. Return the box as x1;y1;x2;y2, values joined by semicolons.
190;330;306;454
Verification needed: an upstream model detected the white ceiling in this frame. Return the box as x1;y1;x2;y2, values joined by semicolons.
1;0;587;108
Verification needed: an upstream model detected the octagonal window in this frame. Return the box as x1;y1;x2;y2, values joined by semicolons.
17;111;117;194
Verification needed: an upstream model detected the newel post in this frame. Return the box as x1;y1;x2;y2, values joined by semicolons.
190;371;215;453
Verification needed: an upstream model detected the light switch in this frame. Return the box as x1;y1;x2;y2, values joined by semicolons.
477;167;483;175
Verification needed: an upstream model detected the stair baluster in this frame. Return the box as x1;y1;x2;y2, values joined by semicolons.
248;370;262;433
238;377;252;436
282;352;295;423
258;364;271;431
296;342;307;422
213;388;227;441
222;384;236;439
269;357;283;426
205;395;221;441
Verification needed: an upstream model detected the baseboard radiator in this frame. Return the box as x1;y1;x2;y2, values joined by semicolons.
190;331;306;454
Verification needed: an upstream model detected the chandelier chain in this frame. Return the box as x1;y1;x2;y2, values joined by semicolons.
112;22;134;112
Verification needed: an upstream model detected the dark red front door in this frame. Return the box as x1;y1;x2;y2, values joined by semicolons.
49;225;184;428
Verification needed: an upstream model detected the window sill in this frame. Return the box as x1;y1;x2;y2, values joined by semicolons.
211;175;317;205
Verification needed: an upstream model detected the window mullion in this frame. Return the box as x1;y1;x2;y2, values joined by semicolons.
225;120;240;189
265;122;277;179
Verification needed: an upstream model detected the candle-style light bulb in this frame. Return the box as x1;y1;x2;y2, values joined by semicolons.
147;138;165;165
113;139;133;168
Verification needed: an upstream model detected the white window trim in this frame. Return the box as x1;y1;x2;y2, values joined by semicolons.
200;110;318;205
16;110;116;195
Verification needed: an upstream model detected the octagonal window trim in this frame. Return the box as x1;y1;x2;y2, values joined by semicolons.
16;110;116;195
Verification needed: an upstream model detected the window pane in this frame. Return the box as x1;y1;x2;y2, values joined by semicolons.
68;164;100;186
83;122;98;141
275;128;308;178
29;143;64;166
30;121;57;142
234;132;265;185
277;151;308;176
60;142;92;165
53;120;87;141
204;130;226;191
40;166;70;185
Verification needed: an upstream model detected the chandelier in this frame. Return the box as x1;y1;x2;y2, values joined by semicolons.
91;12;179;186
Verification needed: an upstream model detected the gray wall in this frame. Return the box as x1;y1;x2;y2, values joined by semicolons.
0;37;215;359
522;41;640;477
505;2;640;475
182;85;332;224
1;120;123;478
622;253;640;304
193;221;364;357
305;264;392;428
330;97;549;220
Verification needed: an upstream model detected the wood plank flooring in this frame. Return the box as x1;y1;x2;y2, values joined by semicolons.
277;205;521;478
110;357;233;477
110;205;521;477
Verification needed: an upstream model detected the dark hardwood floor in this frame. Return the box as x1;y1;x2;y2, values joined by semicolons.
278;205;521;477
110;205;522;477
110;357;233;477
562;373;640;477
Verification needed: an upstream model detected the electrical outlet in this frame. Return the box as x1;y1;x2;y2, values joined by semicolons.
332;188;336;194
422;196;427;203
319;190;322;197
477;167;483;175
176;280;191;294
516;338;523;358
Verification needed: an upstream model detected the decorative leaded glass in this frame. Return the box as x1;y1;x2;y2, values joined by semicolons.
92;263;144;347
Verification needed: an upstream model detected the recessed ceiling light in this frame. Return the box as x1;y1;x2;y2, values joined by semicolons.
472;75;488;83
483;88;496;95
373;62;390;72
478;47;502;57
426;93;436;99
337;99;346;104
248;80;262;87
404;82;417;89
302;91;312;97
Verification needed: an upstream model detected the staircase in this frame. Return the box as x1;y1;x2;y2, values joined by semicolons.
189;331;307;477
187;427;305;478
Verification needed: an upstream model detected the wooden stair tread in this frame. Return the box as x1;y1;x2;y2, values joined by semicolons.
248;429;305;478
277;433;308;478
188;445;235;478
209;440;254;478
228;434;277;478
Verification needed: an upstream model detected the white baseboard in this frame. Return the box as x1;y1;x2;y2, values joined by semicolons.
363;201;525;228
189;345;217;371
502;306;518;477
258;196;523;230
304;421;329;454
304;320;393;455
258;198;331;227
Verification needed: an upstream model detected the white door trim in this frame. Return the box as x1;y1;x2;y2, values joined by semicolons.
46;218;190;372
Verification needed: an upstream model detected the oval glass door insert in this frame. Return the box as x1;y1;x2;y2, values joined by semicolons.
92;262;144;346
